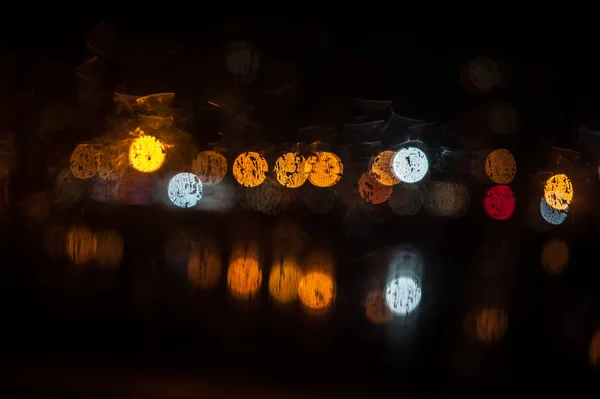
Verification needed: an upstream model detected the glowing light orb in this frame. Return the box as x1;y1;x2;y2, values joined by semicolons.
544;173;573;211
269;258;303;304
391;147;429;184
370;150;400;186
232;151;268;187
475;307;508;343
95;145;120;181
485;149;516;184
540;196;568;225
66;226;97;265
192;150;227;185
426;181;470;217
364;289;392;325
93;229;123;269
483;185;516;220
128;135;166;173
70;144;97;179
306;151;343;188
168;172;203;208
227;241;262;300
298;272;335;310
358;172;393;204
187;243;222;290
541;238;568;276
274;152;309;188
245;178;283;215
385;276;422;316
590;330;600;367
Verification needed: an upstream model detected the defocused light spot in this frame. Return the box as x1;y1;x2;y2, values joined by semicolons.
358;171;393;204
192;150;227;185
187;241;222;290
541;238;568;276
91;177;118;203
385;276;422;316
590;329;600;367
233;151;268;187
95;144;121;181
93;229;123;269
70;144;97;179
467;57;495;92
269;257;303;304
129;134;166;173
245;179;283;215
274;152;309;188
540;196;568;225
485;149;516;184
365;289;392;325
168;172;203;208
66;226;96;265
196;177;240;213
370;150;400;186
483;185;516;220
426;181;470;217
306;151;343;188
544;173;573;211
302;186;335;214
391;147;428;184
298;272;335;310
475;307;508;343
388;184;423;216
227;241;262;301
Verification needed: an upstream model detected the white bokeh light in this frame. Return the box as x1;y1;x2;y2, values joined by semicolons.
385;276;422;316
540;196;568;225
168;173;203;208
391;147;429;184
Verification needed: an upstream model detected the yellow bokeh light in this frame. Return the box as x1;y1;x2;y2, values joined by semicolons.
541;238;568;276
485;149;516;184
187;243;222;289
192;150;228;185
66;226;97;265
274;152;309;188
227;241;262;300
298;272;335;310
370;150;400;186
129;134;166;173
268;257;303;304
70;144;97;179
306;151;343;188
475;307;508;343
358;171;393;204
544;173;573;211
232;151;268;187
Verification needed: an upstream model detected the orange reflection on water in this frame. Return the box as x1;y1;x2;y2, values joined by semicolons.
227;241;262;301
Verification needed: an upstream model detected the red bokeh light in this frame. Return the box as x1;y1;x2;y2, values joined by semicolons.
483;185;515;220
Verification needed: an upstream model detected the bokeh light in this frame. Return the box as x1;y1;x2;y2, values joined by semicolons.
306;151;343;188
358;171;393;204
544;173;573;211
245;179;284;215
70;144;97;179
388;184;423;216
590;329;600;367
370;150;400;186
425;181;470;217
475;307;508;343
232;151;268;187
540;196;568;225
187;241;222;290
227;241;262;301
298;272;335;311
192;150;227;185
93;229;123;269
541;238;568;276
483;185;516;220
274;152;309;188
485;149;516;184
269;257;303;304
364;289;393;325
66;226;96;265
168;172;203;208
129;134;166;173
385;275;422;316
391;147;429;184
